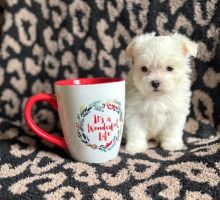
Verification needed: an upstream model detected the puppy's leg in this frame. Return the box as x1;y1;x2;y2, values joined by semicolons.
125;114;148;153
160;117;185;151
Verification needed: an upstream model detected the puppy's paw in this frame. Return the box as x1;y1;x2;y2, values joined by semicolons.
161;139;184;151
126;143;148;154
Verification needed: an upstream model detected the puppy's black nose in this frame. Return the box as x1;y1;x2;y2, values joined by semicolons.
151;80;160;88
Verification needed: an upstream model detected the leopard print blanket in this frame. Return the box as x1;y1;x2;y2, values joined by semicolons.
0;0;220;199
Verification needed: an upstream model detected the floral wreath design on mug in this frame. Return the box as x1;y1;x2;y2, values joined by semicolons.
75;100;123;152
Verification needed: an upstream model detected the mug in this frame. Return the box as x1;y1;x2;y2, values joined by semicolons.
24;78;125;163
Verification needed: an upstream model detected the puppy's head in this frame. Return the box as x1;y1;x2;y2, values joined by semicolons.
126;33;198;95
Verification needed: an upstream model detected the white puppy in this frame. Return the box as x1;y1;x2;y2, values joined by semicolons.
125;33;198;153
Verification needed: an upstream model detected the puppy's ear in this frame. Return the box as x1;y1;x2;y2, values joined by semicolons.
126;32;156;59
126;40;136;59
172;33;198;57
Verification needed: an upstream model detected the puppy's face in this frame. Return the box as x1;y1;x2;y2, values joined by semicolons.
126;33;198;95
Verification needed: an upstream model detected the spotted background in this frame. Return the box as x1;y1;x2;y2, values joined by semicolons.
0;0;220;199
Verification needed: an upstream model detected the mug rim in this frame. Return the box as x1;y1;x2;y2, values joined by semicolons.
55;78;125;86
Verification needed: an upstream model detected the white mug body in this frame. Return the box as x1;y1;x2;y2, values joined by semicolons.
55;78;125;163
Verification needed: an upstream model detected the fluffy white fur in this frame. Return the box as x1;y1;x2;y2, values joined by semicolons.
125;33;198;153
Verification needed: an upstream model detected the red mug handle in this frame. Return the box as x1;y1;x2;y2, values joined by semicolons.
24;93;68;149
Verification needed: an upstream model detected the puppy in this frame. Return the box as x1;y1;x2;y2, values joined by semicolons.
125;33;198;153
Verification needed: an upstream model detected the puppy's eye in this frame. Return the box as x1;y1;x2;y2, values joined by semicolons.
141;66;148;72
167;66;174;71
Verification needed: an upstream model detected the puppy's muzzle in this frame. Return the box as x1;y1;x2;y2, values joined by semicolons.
151;80;160;89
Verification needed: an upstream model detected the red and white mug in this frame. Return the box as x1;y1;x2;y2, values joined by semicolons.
24;78;125;163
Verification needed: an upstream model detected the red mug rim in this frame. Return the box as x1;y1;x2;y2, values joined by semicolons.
55;78;124;86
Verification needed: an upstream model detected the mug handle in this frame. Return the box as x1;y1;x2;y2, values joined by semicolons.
24;93;68;149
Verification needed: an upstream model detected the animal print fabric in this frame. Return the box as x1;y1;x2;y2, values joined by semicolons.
0;0;220;199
